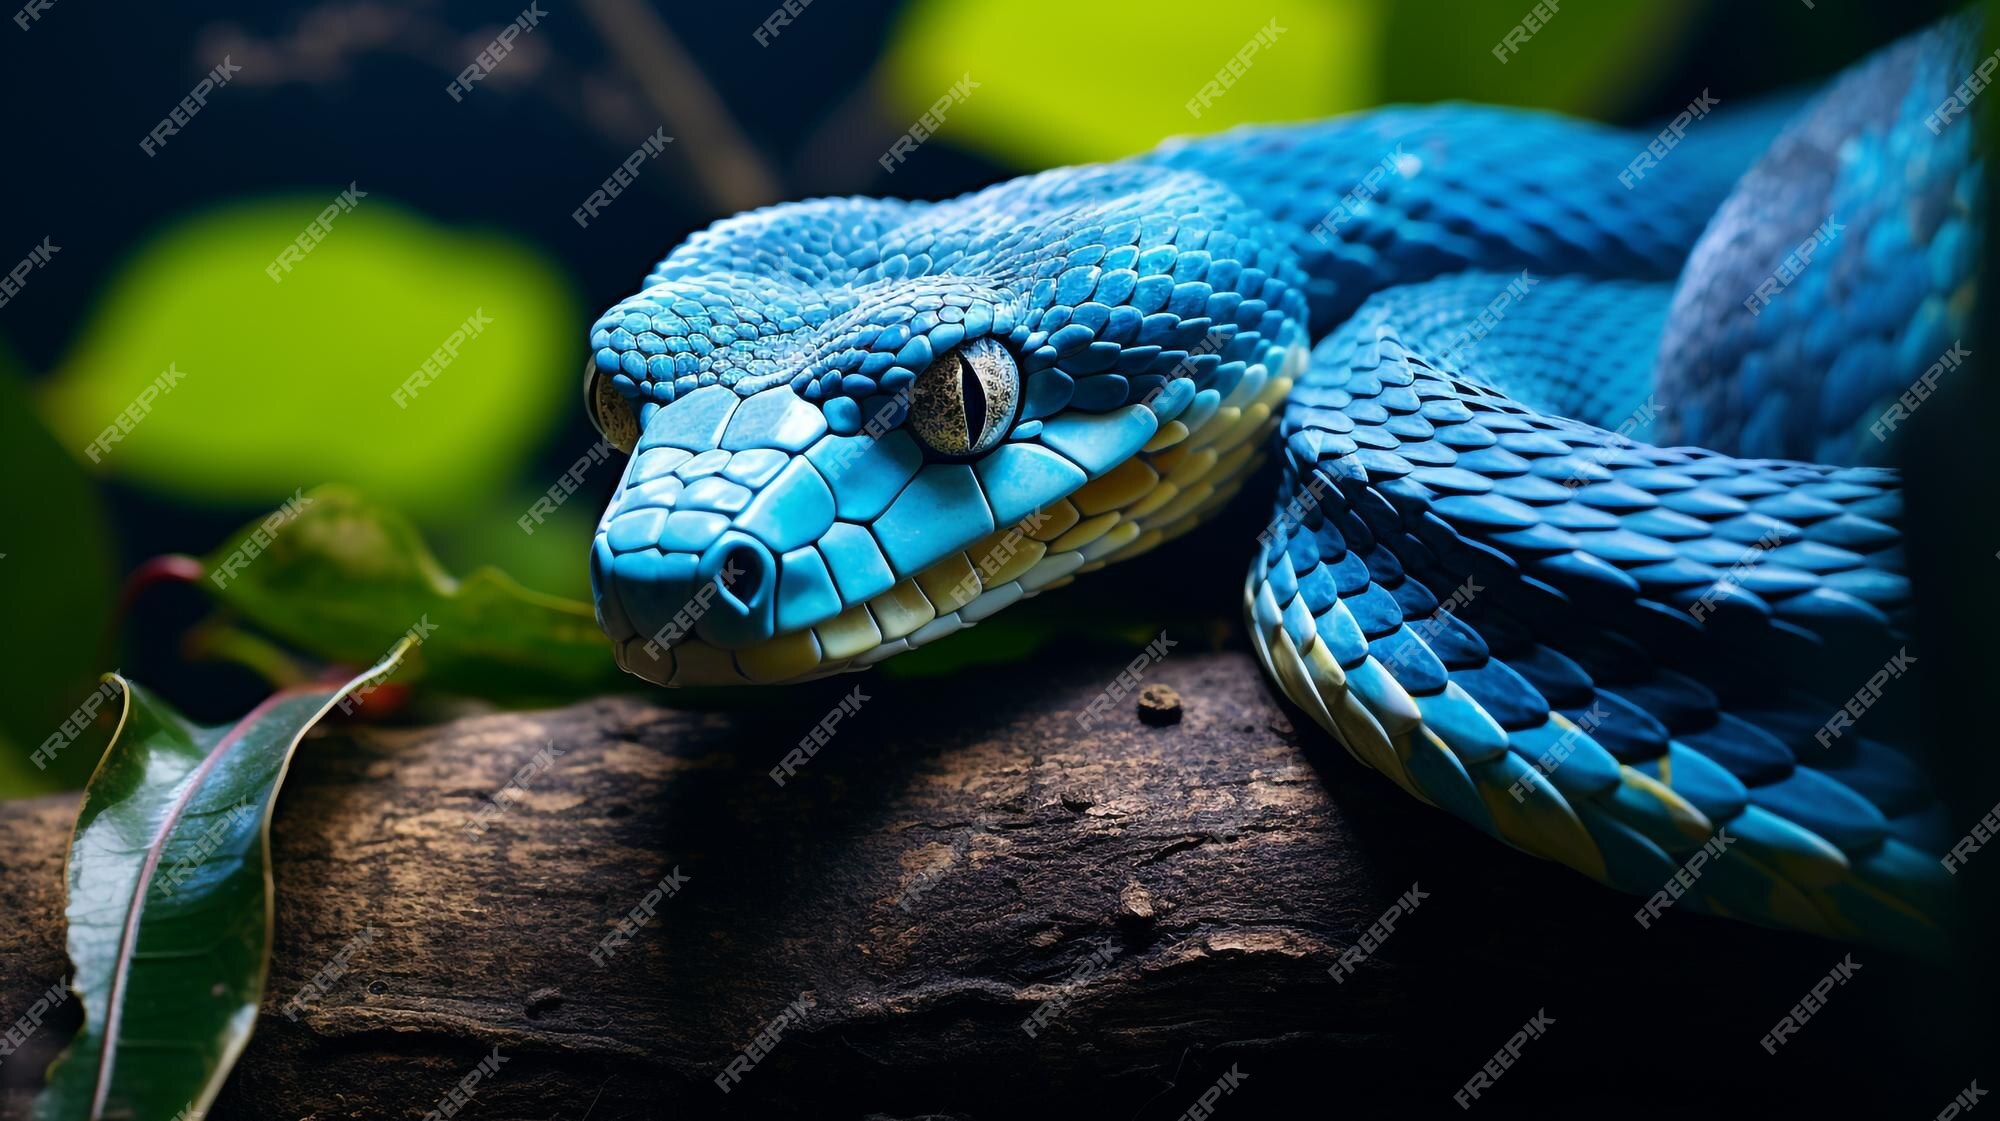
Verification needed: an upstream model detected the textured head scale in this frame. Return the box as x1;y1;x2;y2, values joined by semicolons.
587;163;1312;685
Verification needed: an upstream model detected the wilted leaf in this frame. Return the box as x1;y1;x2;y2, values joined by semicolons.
38;196;579;517
0;348;118;794
201;486;628;702
35;649;404;1121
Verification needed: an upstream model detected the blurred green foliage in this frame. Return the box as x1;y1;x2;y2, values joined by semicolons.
886;0;1380;166
39;198;580;517
884;0;1699;168
1378;0;1697;114
0;348;117;794
201;487;626;703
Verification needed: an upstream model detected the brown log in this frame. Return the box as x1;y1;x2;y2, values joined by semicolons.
0;646;1980;1119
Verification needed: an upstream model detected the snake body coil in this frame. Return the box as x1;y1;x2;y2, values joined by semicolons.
584;16;1982;950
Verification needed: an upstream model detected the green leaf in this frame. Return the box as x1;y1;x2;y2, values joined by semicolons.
35;649;405;1121
37;197;579;517
200;486;628;702
884;0;1381;167
0;346;118;794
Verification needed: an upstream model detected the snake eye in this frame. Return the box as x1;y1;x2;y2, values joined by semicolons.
585;360;639;454
908;337;1019;458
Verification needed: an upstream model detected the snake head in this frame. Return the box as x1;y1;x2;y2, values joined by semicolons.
587;164;1312;686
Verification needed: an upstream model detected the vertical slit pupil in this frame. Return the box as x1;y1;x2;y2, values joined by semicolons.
959;355;987;448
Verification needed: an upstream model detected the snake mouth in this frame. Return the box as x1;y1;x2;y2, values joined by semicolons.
591;342;1307;687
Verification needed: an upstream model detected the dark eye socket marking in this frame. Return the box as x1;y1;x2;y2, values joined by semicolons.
910;337;1019;458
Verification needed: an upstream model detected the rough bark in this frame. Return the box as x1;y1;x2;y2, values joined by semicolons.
0;647;1975;1119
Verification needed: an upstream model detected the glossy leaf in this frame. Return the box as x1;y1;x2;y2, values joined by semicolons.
35;649;405;1121
37;197;579;517
200;486;629;702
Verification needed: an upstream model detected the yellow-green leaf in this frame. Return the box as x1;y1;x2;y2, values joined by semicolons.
884;0;1380;168
38;197;579;516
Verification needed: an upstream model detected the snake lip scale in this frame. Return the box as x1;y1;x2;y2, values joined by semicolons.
583;14;1982;951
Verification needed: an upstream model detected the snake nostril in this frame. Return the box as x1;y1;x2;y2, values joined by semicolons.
717;542;767;605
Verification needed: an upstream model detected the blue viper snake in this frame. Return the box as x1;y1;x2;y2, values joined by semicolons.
582;17;1982;952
